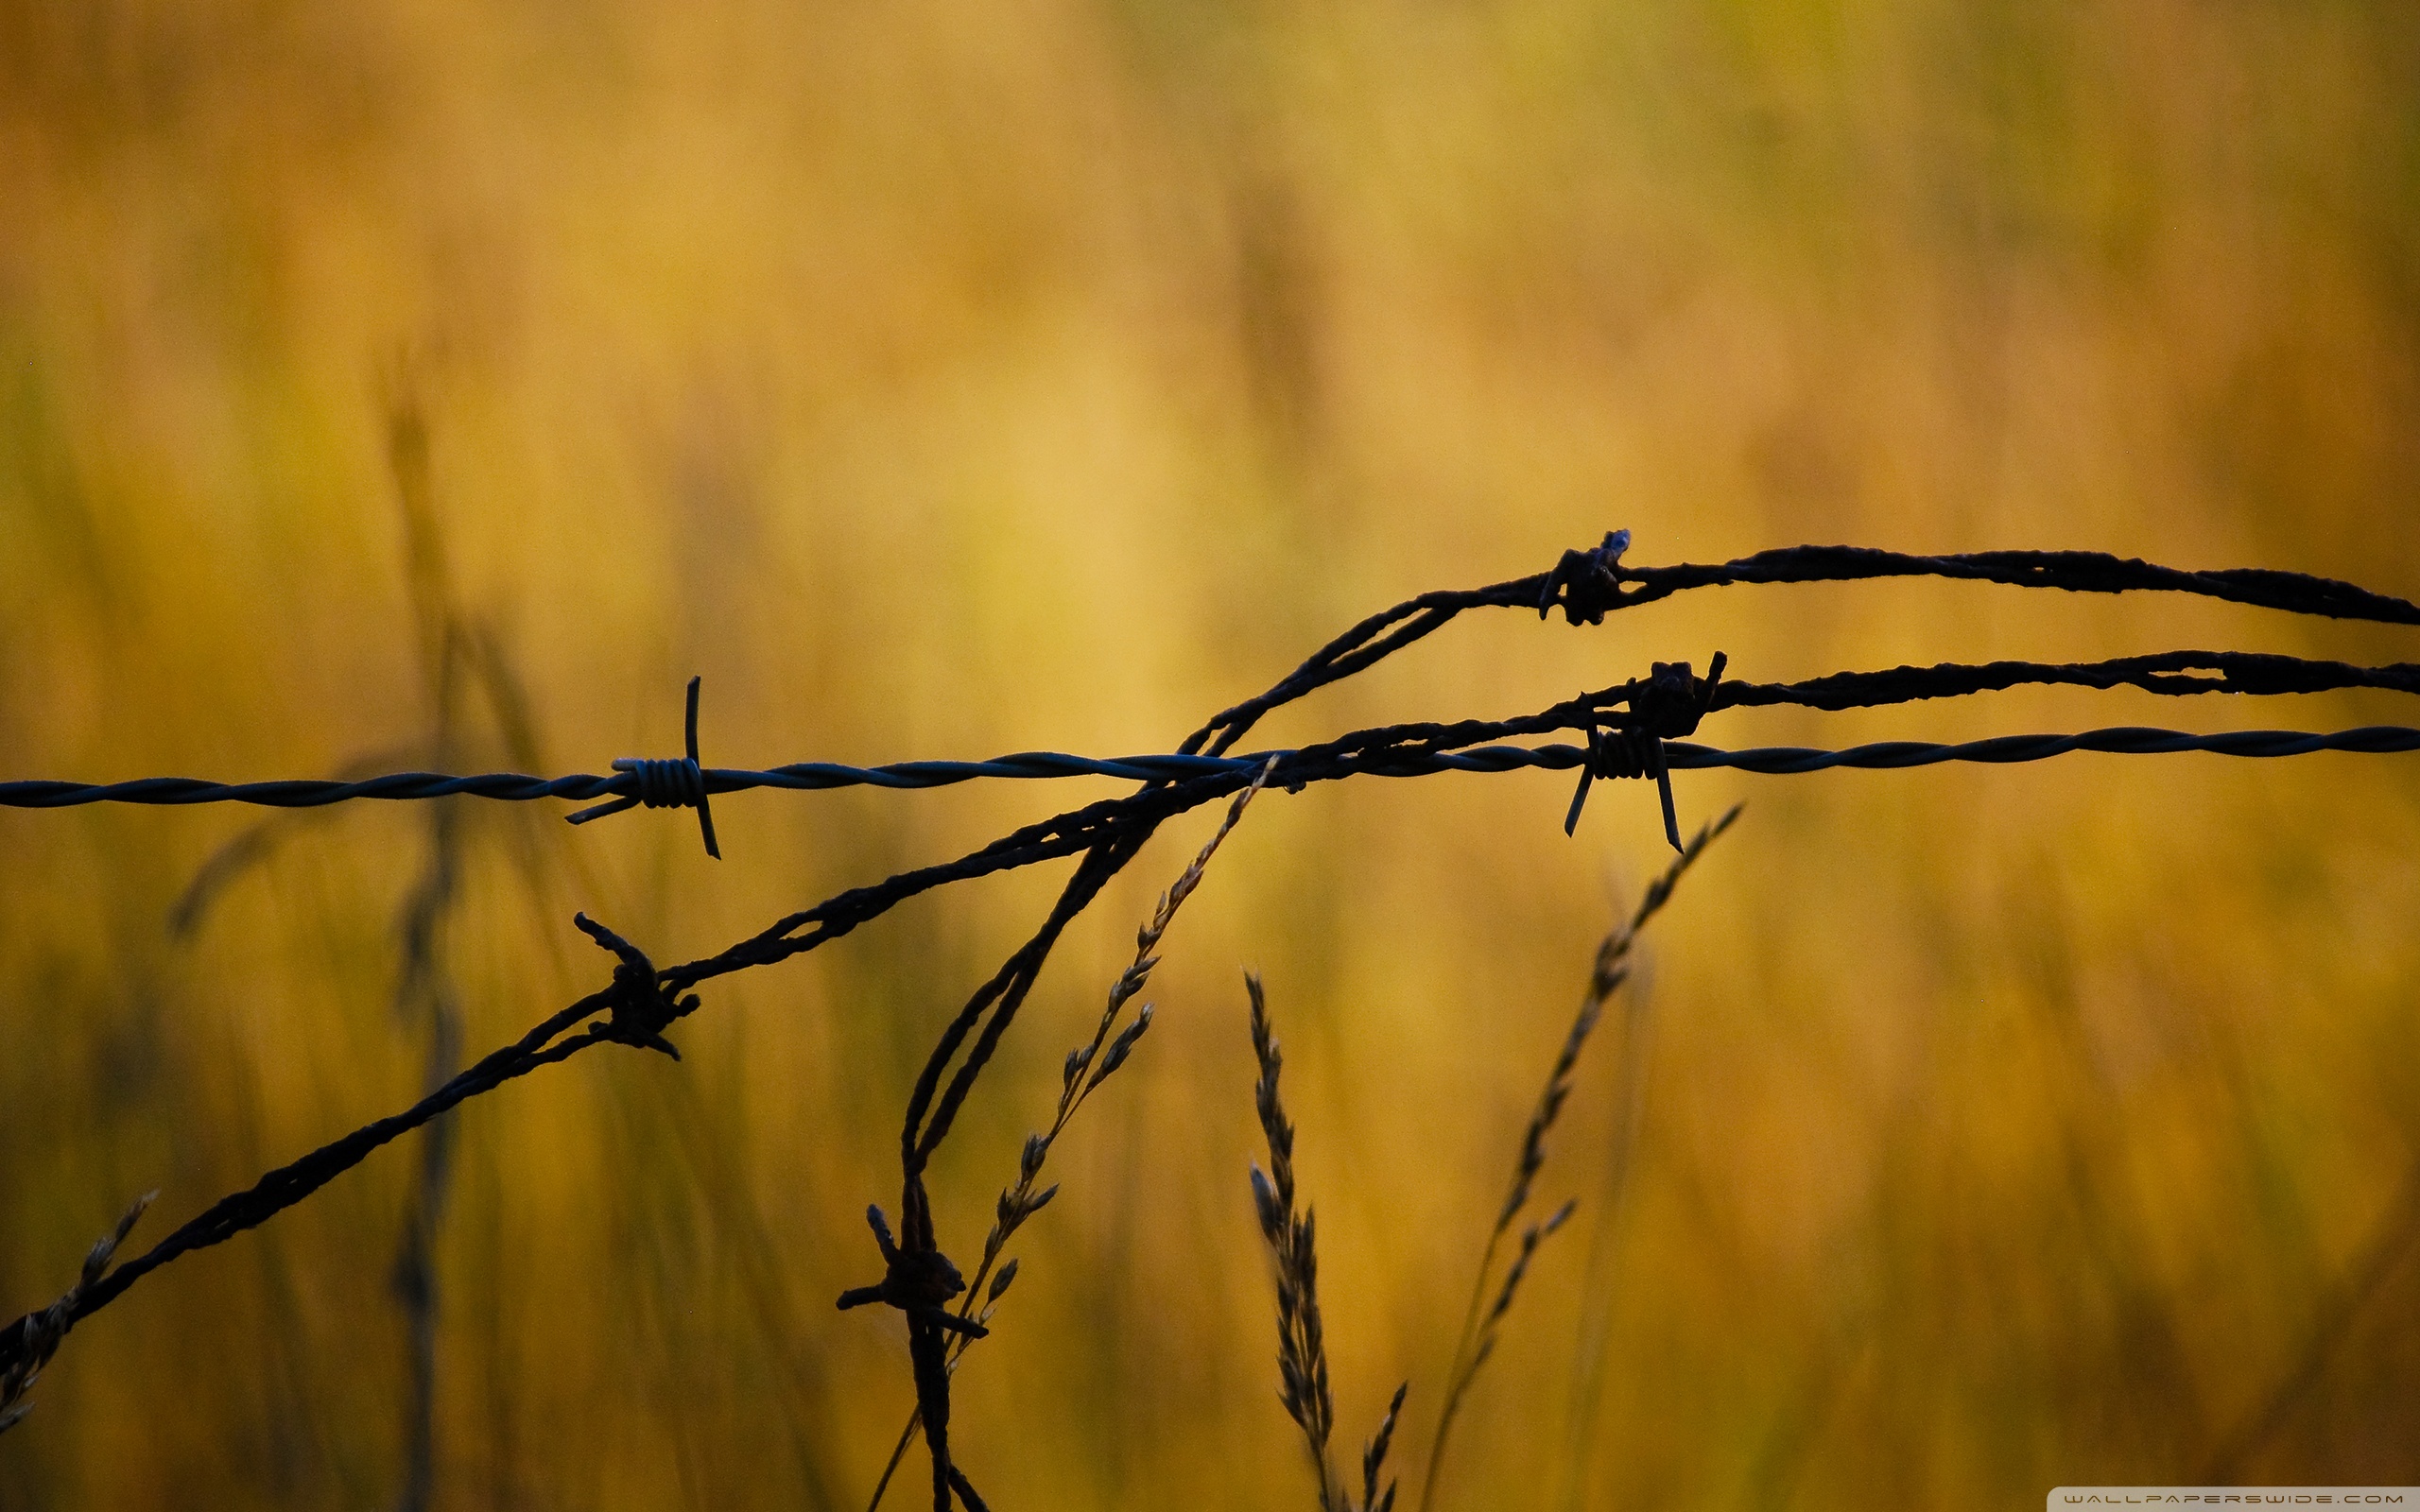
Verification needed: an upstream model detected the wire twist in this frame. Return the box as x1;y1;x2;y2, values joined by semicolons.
1564;652;1728;850
5;532;2419;1498
565;676;720;858
1537;528;1634;625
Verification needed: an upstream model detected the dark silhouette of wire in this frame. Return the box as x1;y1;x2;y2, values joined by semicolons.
8;537;2419;1507
6;651;2412;815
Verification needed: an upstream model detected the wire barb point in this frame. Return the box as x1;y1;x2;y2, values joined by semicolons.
1538;528;1634;625
572;911;692;1059
1567;654;1726;850
565;676;721;858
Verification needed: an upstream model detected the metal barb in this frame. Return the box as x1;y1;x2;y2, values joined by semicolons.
6;722;2419;819
1567;653;1726;850
13;540;2420;1467
1562;726;1599;837
572;911;690;1060
564;676;721;858
1538;528;1634;625
835;1205;989;1339
11;646;2420;818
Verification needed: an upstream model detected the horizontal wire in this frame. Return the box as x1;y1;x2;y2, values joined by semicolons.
12;537;2420;1390
1288;725;2420;778
1607;545;2420;625
9;725;2417;814
1668;725;2420;771
43;722;2420;1336
0;754;1247;810
6;633;2415;821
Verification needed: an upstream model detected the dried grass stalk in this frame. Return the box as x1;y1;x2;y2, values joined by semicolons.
1418;804;1739;1511
0;1192;156;1435
1249;974;1409;1512
1359;1382;1410;1512
864;760;1275;1510
1249;971;1341;1511
971;756;1274;1295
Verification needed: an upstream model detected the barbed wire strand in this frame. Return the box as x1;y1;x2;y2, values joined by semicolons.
5;650;2414;816
5;539;2418;1506
1173;538;2420;765
15;715;2416;1479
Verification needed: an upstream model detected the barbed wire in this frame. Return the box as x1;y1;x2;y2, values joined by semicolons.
4;535;2416;1511
6;722;2414;811
5;650;2413;818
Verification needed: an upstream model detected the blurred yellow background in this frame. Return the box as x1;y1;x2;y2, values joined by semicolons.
3;2;2417;1507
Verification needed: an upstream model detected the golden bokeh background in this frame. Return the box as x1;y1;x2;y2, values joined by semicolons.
4;2;2417;1507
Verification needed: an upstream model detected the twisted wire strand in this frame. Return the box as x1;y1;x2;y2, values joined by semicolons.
1181;543;2420;758
1602;544;2420;625
13;537;2407;817
1435;726;2420;776
0;753;1252;810
6;651;2415;814
36;720;2415;1339
9;537;2420;1478
9;727;2415;814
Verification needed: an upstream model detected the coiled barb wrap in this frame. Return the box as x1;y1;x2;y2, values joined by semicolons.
565;676;720;857
1564;652;1729;849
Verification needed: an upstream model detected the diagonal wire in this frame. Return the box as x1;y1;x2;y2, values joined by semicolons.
26;718;2412;1341
5;537;2418;1490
